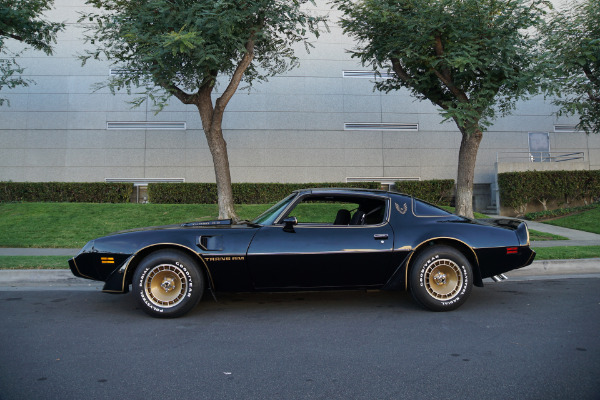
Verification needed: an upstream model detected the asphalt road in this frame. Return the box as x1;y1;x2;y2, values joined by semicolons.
1;278;599;400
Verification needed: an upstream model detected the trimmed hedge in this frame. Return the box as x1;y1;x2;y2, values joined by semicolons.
148;182;381;204
0;182;134;203
393;179;455;206
498;170;600;215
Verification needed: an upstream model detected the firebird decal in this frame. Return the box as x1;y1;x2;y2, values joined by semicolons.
396;202;408;215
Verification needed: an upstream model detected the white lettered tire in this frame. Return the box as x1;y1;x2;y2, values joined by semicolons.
409;245;473;311
133;249;204;318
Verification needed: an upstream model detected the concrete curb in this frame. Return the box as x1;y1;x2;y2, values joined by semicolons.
508;258;600;277
0;259;599;287
0;270;85;284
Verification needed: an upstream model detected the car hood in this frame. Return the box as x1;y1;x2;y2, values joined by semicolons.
112;219;236;235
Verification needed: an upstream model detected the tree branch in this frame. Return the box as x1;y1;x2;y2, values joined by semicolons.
582;65;600;88
161;82;197;105
391;57;449;110
0;31;26;43
433;35;452;83
431;68;469;103
214;33;256;113
390;57;412;83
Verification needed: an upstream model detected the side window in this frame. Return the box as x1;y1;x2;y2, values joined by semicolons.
287;196;386;225
292;200;359;224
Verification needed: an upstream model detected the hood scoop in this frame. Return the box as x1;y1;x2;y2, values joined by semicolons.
181;219;233;227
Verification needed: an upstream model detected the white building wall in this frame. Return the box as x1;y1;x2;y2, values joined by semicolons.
0;0;597;203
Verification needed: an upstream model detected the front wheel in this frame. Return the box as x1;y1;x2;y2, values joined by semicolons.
133;249;204;318
409;245;473;311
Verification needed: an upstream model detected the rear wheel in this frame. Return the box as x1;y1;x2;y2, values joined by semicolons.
409;245;473;311
133;249;204;318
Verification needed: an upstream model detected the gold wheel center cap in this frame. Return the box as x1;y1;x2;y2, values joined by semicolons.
160;277;176;293
433;272;447;286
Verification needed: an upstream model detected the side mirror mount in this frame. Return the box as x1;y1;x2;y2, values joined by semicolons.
283;216;298;233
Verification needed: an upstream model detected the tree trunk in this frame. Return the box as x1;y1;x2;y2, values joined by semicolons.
190;86;239;222
455;128;483;219
166;35;255;222
205;124;238;221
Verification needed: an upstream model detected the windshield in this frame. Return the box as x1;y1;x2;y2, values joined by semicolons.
252;193;297;225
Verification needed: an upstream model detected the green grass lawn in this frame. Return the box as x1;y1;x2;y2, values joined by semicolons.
532;246;600;260
0;203;270;248
541;206;600;234
529;230;568;241
0;256;68;269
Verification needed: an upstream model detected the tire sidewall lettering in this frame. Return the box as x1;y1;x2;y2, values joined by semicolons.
418;254;440;287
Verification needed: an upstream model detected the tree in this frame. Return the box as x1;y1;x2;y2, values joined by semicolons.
0;0;64;105
333;0;549;218
542;0;600;134
80;0;325;220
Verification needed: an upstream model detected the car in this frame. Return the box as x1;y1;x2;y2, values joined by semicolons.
69;188;535;317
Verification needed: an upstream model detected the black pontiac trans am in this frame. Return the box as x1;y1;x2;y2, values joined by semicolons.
69;188;535;318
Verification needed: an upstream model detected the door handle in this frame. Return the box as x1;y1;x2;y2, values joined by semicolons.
374;234;388;240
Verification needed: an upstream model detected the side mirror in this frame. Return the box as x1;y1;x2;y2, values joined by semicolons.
283;217;298;233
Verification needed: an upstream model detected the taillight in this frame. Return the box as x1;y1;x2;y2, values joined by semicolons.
506;247;518;255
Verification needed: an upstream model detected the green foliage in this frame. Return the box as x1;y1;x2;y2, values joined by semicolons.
79;0;326;110
0;182;133;203
393;179;454;206
0;0;64;105
333;0;550;134
148;182;380;204
528;230;568;241
542;0;600;134
525;204;600;221
498;170;600;215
